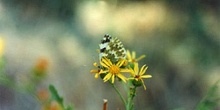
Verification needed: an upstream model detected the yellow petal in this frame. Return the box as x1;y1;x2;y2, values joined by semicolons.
90;69;99;73
120;68;131;73
141;75;152;79
126;50;132;61
101;58;111;67
95;74;99;78
117;74;127;83
136;55;146;62
0;37;4;57
140;65;147;76
116;59;125;67
100;60;109;68
111;74;115;83
128;68;135;76
134;63;139;74
100;70;108;73
93;62;98;67
141;79;147;90
103;73;112;82
104;57;112;66
132;51;136;59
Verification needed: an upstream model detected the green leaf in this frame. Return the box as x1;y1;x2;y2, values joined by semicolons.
195;80;220;110
49;85;64;107
66;106;73;110
48;85;74;110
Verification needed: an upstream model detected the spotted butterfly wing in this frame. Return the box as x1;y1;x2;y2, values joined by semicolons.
99;34;126;62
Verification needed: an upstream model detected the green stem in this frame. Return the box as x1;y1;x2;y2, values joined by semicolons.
111;83;127;109
126;86;137;110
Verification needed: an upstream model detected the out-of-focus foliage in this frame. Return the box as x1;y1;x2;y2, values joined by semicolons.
49;85;73;110
195;81;220;110
0;0;219;110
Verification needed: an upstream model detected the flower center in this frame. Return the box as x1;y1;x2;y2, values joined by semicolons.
134;75;140;79
131;59;136;63
109;65;120;74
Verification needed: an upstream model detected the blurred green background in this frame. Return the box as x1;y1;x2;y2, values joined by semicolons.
0;0;220;110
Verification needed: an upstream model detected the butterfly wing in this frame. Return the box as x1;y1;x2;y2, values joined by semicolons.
99;34;126;62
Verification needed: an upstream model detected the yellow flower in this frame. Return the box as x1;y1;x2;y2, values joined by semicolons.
33;58;49;77
127;50;145;63
90;62;104;79
37;88;49;101
41;101;63;110
49;101;63;110
100;57;130;83
129;63;152;90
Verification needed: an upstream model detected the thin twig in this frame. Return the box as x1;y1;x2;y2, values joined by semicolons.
111;83;127;109
103;99;108;110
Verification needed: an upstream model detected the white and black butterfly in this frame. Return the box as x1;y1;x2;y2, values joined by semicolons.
99;34;126;62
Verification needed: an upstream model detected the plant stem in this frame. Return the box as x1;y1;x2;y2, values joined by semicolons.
126;86;137;110
111;83;127;109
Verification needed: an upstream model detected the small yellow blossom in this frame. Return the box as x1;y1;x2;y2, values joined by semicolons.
34;58;49;77
35;58;49;71
49;101;63;110
41;101;63;110
37;88;49;101
127;50;145;63
90;62;104;78
129;63;152;90
100;57;130;83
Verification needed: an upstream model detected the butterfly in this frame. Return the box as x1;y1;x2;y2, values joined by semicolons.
99;34;126;62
